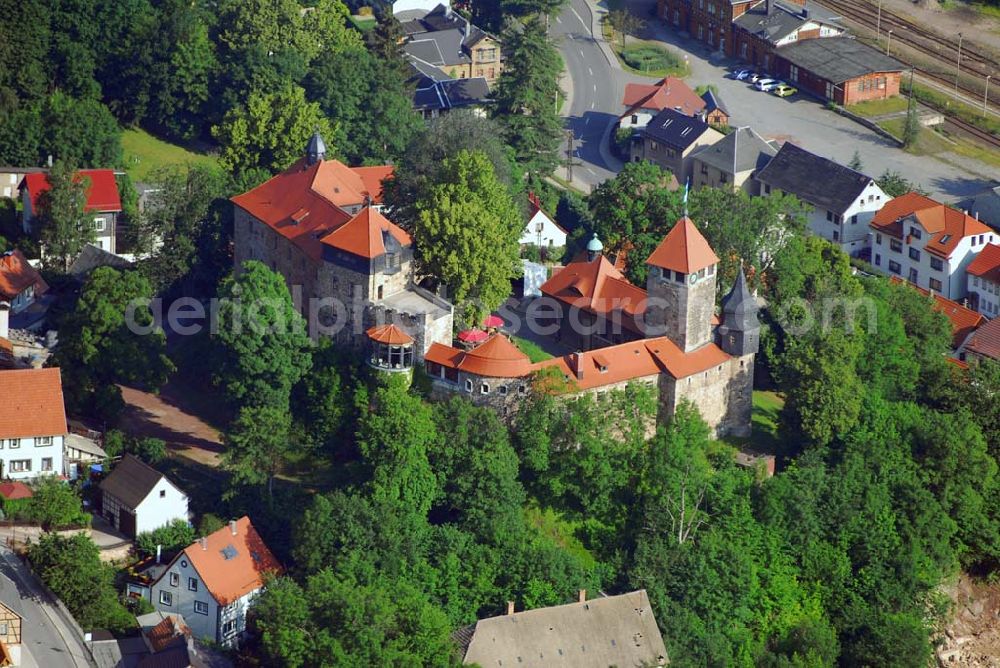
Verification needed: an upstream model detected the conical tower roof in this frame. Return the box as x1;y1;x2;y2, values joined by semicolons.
721;267;758;330
645;217;719;274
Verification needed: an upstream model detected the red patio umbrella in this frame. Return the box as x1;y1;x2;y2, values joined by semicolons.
457;328;489;344
482;314;504;329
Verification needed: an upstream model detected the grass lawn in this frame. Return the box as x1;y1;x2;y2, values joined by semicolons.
524;503;597;569
721;390;783;453
847;96;909;118
513;336;555;363
122;128;219;181
350;15;376;31
602;20;689;78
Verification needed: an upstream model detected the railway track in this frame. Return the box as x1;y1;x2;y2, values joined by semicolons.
818;0;998;107
915;67;1000;148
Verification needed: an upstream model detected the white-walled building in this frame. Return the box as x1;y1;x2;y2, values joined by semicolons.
966;243;1000;318
149;517;281;647
99;455;189;538
870;192;997;301
521;192;567;249
0;368;66;480
756;142;887;256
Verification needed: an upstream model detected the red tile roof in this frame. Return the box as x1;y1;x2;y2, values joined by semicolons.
23;169;121;213
646;217;719;274
621;78;706;118
230;158;395;261
871;192;994;259
426;335;533;378
0;482;32;500
320;206;411;259
963;316;1000;361
890;277;985;349
145;615;190;653
0;250;48;302
179;517;281;606
966;243;1000;284
366;324;414;345
535;336;731;390
0;367;67;439
540;255;648;332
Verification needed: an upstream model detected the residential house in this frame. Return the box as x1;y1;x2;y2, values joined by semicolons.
756;142;887;256
231;133;453;359
99;455;189;538
0;600;22;666
400;4;503;83
0;367;66;480
0;250;48;334
0;168;44;200
890;277;985;351
619;77;707;132
870;192;997;300
408;60;491;119
521;192;568;249
772;37;904;104
423;219;759;439
456;590;667;667
955;185;1000;233
632;108;724;183
21;169;122;253
701;88;730;126
731;0;844;69
965;243;1000;317
960;316;1000;363
149;517;281;647
690;126;777;194
67;244;133;283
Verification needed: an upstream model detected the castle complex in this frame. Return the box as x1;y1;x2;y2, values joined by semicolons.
231;134;757;437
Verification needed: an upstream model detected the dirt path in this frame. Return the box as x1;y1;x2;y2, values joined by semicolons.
118;383;224;467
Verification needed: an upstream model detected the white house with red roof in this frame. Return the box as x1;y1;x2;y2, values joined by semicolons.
20;169;122;253
870;192;997;301
231;132;453;358
619;77;707;131
149;517;280;647
520;192;567;249
0;368;66;480
965;243;1000;318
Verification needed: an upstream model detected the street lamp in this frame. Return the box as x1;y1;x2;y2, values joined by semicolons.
985;75;992;117
956;32;964;94
886;30;893;56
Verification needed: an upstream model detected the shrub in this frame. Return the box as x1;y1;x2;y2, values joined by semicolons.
620;45;682;74
135;519;196;558
198;513;226;536
24;478;90;530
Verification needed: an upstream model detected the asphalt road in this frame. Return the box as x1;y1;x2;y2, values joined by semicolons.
0;548;88;668
552;0;638;189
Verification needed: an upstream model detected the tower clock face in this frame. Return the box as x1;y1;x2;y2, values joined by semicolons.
689;273;698;285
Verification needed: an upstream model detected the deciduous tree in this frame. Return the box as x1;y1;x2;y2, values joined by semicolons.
37;160;93;271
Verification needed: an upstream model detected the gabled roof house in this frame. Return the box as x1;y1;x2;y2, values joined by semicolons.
99;455;189;538
150;517;280;647
21;169;123;253
0;367;66;480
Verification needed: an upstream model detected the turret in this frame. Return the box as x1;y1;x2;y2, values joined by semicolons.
306;131;326;165
586;233;603;262
644;217;719;352
718;267;759;357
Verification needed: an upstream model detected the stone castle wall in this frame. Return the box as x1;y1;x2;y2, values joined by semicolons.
659;352;753;437
234;209;318;302
645;268;716;351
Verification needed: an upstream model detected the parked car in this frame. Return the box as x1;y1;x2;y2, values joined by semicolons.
747;72;764;83
732;68;753;80
773;83;798;97
754;78;780;91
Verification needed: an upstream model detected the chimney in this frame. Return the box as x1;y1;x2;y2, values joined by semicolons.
507;601;515;615
229;519;238;536
200;537;207;550
156;544;162;564
578;589;587;603
572;352;584;380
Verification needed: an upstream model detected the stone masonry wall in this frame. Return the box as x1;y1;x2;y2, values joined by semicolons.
646;270;716;352
234;208;319;312
659;353;753;437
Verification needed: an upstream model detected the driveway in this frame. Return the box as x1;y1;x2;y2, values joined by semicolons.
557;0;1000;198
0;549;90;668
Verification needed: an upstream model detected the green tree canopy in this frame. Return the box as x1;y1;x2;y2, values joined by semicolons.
37;159;94;271
411;149;522;325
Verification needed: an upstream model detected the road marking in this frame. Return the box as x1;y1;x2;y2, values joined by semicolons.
586;167;597;176
556;15;562;23
592;84;597;93
588;67;593;76
568;5;588;31
590;101;595;109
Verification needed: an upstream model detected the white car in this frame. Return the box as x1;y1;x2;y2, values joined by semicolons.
754;78;780;91
747;72;764;83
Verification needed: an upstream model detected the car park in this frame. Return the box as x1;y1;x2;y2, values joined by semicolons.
754;78;780;91
773;83;797;97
